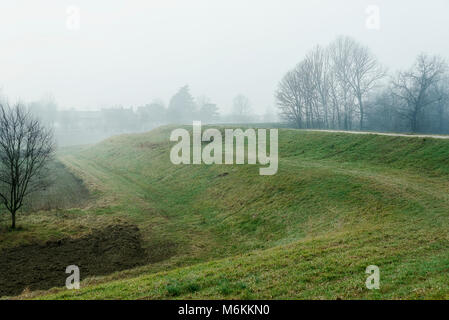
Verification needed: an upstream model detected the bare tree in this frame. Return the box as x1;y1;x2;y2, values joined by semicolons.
328;36;357;130
276;57;328;129
327;66;343;129
275;69;304;128
0;104;55;229
196;95;212;109
297;60;318;128
433;77;449;133
305;45;330;128
392;54;448;132
232;94;252;122
346;41;386;130
276;37;449;134
277;38;366;130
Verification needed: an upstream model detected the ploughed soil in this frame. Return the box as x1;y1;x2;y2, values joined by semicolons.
0;224;149;297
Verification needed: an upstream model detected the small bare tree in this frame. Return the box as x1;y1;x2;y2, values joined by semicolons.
0;104;55;229
392;54;448;132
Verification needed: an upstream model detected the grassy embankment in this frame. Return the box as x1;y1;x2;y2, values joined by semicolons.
4;125;449;299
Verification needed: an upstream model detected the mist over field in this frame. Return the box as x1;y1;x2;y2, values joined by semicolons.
1;0;449;305
0;0;448;145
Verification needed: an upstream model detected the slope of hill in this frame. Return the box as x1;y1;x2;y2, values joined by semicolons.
14;125;449;299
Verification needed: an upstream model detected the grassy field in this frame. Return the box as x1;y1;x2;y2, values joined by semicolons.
3;125;449;299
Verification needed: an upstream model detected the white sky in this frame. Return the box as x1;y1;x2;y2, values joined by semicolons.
1;0;448;114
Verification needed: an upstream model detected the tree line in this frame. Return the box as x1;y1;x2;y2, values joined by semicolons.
29;86;277;135
276;36;449;134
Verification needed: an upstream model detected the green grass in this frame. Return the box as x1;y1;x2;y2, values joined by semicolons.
8;125;449;299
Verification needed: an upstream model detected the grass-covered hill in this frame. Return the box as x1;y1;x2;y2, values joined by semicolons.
4;125;449;299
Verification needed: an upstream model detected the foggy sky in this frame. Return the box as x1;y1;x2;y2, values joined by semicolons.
1;0;448;114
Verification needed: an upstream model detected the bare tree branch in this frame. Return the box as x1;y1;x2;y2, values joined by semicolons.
0;103;55;228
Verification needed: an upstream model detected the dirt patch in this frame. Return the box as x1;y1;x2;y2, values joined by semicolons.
0;223;148;297
216;172;229;178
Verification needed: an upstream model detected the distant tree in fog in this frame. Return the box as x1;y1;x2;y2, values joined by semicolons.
200;105;220;123
391;54;448;132
365;91;402;132
196;95;211;110
432;77;449;133
331;37;386;130
232;94;253;122
167;85;196;123
137;100;166;130
328;37;357;130
306;46;330;128
194;95;218;123
274;36;449;133
276;69;303;128
0;104;55;229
